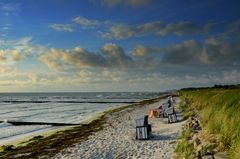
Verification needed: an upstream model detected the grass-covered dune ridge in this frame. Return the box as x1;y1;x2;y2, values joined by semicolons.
179;88;240;158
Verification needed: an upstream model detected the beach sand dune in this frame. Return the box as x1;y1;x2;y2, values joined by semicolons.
52;97;185;159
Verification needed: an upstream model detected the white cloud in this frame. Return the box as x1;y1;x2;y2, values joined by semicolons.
102;24;139;39
50;24;75;32
0;37;33;63
157;21;212;36
1;66;239;92
38;37;240;74
132;45;161;57
101;43;133;67
39;43;134;71
73;16;100;28
162;38;240;65
39;48;65;71
1;30;240;92
103;21;213;39
127;70;240;90
50;16;213;39
0;66;15;74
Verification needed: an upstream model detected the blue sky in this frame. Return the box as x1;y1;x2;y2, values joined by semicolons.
0;0;240;92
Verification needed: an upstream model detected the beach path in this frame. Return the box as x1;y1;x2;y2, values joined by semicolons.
52;97;185;159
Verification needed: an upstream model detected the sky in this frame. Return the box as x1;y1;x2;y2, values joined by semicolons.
0;0;240;92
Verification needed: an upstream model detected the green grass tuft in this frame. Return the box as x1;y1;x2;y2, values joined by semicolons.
175;129;195;159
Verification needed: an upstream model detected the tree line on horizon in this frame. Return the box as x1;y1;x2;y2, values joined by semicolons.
180;84;240;91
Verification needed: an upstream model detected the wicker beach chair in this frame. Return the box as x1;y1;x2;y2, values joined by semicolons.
162;103;170;117
135;115;152;140
165;107;177;123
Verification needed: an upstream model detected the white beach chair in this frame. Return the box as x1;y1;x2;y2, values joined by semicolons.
135;115;152;140
165;107;177;123
162;103;170;117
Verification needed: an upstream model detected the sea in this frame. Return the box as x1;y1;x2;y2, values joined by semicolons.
0;92;166;145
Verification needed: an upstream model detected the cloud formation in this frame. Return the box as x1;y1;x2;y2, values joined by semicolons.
0;50;22;62
0;37;33;63
39;49;65;71
39;36;240;72
1;63;239;92
131;36;240;66
50;24;75;32
162;38;240;65
50;15;213;39
1;37;240;92
163;40;203;64
101;43;133;67
62;47;108;68
133;45;161;57
158;21;212;36
73;16;100;28
103;21;212;39
39;43;134;71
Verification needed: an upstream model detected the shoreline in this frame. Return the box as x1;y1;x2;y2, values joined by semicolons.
0;98;155;147
52;95;185;159
0;95;171;158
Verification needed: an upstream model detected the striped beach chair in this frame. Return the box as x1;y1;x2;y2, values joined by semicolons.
135;115;152;140
165;107;177;123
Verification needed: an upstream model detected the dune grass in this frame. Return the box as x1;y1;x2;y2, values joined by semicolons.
175;129;194;159
179;88;240;158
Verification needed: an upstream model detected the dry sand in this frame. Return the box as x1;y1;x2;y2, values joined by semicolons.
51;97;185;159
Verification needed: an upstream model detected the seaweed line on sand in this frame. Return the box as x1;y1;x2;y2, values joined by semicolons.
0;95;169;159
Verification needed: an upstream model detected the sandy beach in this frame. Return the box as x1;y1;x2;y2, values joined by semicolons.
1;0;237;158
50;97;185;159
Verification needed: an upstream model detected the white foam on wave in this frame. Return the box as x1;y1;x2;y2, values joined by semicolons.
0;122;11;128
